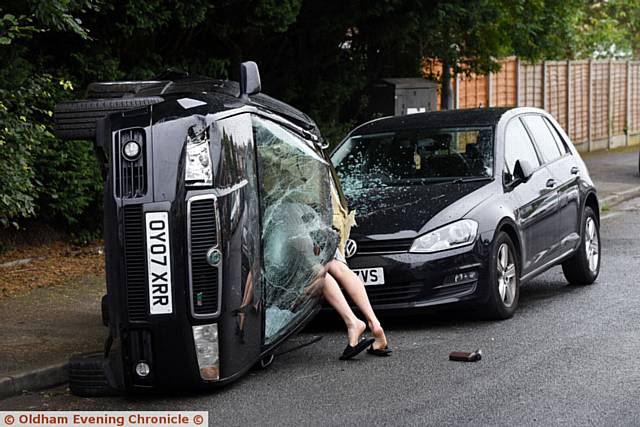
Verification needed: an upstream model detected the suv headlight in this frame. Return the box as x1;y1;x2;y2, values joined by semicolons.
410;219;478;253
185;126;213;186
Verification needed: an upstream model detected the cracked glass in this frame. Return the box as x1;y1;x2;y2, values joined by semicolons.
253;116;338;344
332;127;494;216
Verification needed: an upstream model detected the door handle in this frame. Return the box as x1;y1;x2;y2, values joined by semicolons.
570;166;579;175
546;178;557;188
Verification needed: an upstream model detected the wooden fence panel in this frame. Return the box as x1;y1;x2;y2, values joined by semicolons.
519;63;544;108
428;57;640;150
590;62;609;142
491;59;517;107
568;61;590;145
630;62;640;134
611;62;627;137
545;61;569;131
456;74;488;108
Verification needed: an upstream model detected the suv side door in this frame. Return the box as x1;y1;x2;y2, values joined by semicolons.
504;116;559;276
522;115;581;257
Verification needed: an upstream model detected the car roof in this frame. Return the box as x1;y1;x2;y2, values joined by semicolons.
350;107;512;136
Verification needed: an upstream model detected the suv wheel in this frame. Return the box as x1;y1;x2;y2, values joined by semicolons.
481;231;520;320
562;206;600;285
68;352;117;397
54;97;163;140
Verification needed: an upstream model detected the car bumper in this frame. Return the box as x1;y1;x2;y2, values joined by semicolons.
342;236;493;311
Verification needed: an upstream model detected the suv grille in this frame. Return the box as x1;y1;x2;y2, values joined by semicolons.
188;196;220;317
123;205;148;322
115;129;146;199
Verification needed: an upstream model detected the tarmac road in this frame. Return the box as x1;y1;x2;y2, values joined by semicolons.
1;198;640;426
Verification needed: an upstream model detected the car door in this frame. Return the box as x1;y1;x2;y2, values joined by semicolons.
504;117;559;276
541;117;582;252
521;115;580;258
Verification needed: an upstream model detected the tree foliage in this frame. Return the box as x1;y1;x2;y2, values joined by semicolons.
0;0;620;230
575;0;640;59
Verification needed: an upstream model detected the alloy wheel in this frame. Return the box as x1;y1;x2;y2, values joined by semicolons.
585;217;600;273
497;243;517;307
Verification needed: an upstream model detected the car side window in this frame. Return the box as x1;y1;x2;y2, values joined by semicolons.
543;117;569;155
504;118;541;174
522;115;562;163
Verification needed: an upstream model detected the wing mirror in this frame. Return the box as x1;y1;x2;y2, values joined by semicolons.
512;159;535;182
239;61;261;100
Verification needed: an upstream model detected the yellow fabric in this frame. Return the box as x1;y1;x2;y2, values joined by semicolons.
330;178;357;257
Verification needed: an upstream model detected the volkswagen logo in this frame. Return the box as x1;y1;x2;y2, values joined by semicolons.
344;239;357;259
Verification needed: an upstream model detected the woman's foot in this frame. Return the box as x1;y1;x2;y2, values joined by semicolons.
368;320;388;350
347;319;367;347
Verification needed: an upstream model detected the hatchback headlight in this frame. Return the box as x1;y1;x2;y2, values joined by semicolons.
410;219;478;253
185;127;213;186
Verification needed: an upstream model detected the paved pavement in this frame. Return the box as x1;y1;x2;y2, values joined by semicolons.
0;276;105;376
581;145;640;204
0;276;106;397
2;196;640;425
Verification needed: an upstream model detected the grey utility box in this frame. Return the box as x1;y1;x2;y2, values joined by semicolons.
368;78;438;118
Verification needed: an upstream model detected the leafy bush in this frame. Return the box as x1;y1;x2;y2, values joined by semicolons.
37;137;103;226
0;5;102;230
0;68;102;228
0;70;56;227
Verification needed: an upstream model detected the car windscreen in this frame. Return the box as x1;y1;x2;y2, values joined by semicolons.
253;115;338;345
331;126;494;192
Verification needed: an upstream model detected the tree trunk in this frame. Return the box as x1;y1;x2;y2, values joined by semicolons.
441;59;454;110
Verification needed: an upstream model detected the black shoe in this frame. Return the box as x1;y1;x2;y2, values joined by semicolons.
339;338;375;360
366;345;393;357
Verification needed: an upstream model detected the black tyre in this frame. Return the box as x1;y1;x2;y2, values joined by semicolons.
562;206;600;285
54;96;163;140
481;231;520;320
101;295;109;327
252;354;275;371
68;352;116;397
86;81;168;99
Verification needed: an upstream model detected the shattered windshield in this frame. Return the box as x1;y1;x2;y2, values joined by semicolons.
254;116;338;344
331;127;494;199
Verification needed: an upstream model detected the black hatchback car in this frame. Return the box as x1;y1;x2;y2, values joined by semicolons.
331;107;600;319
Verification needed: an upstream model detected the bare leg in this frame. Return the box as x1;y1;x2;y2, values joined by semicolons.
322;273;366;347
327;260;388;350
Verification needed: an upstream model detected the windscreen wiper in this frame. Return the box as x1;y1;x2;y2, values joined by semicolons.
449;176;493;184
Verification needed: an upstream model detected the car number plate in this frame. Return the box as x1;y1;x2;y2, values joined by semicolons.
145;212;173;315
353;267;385;286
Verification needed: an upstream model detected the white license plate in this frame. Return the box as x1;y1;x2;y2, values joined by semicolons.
353;267;385;286
145;212;173;315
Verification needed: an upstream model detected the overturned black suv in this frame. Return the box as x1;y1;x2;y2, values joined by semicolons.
55;63;339;395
